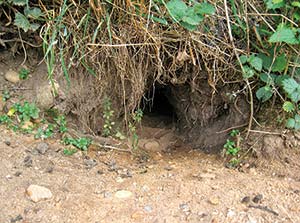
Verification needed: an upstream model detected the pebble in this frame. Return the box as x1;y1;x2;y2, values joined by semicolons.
144;205;153;213
26;184;53;202
241;196;251;204
114;190;133;199
45;166;54;173
208;197;220;205
179;203;190;212
14;171;22;177
227;209;236;218
6;174;12;179
4;140;11;146
23;155;33;167
103;191;112;198
84;158;97;169
35;142;49;154
252;194;263;203
5;70;20;83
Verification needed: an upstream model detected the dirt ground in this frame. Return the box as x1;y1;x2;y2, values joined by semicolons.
1;51;300;223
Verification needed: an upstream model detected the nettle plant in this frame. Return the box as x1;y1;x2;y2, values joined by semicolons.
239;0;300;131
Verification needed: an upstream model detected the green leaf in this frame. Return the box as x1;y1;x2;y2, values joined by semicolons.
182;12;203;25
269;25;299;44
166;0;188;21
14;12;31;32
239;55;248;64
151;16;168;25
282;78;300;103
242;65;255;79
256;86;273;102
286;117;296;129
257;53;272;70
265;0;285;9
282;101;295;112
194;2;215;15
292;1;300;8
275;74;289;86
179;21;197;31
259;73;276;84
24;7;43;19
272;54;287;72
249;55;263;71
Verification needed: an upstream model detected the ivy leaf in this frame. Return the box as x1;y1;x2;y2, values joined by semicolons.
249;55;263;71
282;101;295;112
14;12;31;32
282;78;300;103
256;86;273;102
272;54;287;72
166;0;188;21
269;25;299;44
194;2;215;15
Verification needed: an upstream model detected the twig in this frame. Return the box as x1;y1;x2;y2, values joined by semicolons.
248;129;283;135
248;205;279;216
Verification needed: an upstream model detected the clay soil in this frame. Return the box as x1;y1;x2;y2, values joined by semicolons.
1;51;300;223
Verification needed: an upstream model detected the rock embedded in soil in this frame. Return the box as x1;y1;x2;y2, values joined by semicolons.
5;70;20;83
208;197;220;205
144;140;160;151
10;214;23;223
23;155;33;167
252;194;263;203
26;184;53;202
35;142;49;154
241;196;250;204
114;190;133;199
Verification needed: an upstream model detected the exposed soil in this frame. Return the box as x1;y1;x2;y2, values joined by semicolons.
1;51;300;223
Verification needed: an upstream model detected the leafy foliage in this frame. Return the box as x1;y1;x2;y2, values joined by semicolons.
63;137;92;151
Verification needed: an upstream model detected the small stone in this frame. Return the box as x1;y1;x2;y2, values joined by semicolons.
4;140;11;146
241;196;251;204
114;190;133;199
252;194;263;203
208;197;220;205
5;70;20;83
84;158;97;169
6;174;12;179
144;205;153;213
164;166;174;171
131;211;144;220
179;203;190;212
10;214;23;223
35;142;49;154
199;173;216;180
14;171;22;177
24;155;32;167
116;177;125;183
26;185;52;202
144;140;160;151
103;191;112;198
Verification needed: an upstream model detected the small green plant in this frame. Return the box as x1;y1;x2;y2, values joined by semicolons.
223;129;241;167
18;68;30;80
102;97;115;137
35;124;55;139
63;148;77;156
62;137;92;151
2;90;10;102
12;101;40;122
54;115;68;133
129;109;143;150
0;115;12;124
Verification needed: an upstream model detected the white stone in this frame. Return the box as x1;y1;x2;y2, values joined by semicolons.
26;184;52;202
114;190;133;199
